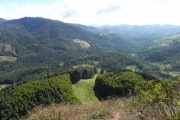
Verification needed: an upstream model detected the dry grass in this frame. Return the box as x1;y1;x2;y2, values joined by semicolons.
0;84;9;91
27;102;106;120
0;56;17;62
27;98;135;120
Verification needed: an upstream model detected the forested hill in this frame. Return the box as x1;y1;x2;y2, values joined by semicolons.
142;33;180;62
0;17;128;83
0;17;127;63
1;17;180;83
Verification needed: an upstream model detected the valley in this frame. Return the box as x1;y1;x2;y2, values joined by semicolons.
0;17;180;120
0;17;180;83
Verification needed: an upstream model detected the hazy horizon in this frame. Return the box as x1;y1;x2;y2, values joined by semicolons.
0;0;180;25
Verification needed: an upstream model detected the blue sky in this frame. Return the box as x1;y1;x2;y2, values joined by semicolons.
0;0;180;25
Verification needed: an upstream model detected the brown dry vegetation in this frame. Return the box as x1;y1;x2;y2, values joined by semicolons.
27;98;135;120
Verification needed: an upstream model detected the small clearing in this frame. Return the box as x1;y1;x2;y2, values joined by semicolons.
0;56;17;62
73;39;91;49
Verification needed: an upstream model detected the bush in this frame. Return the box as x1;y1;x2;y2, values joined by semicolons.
0;74;79;120
130;79;180;120
94;71;144;99
70;66;96;83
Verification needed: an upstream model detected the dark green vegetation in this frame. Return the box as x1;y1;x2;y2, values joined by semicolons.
142;33;180;63
0;74;79;120
82;25;180;76
94;71;144;99
1;17;180;83
69;52;163;78
0;17;114;83
69;65;97;83
141;33;180;78
0;17;134;83
94;70;180;119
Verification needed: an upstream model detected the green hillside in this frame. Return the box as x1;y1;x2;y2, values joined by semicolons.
142;33;180;62
0;74;79;119
0;17;102;83
0;17;130;83
141;34;180;77
1;18;180;83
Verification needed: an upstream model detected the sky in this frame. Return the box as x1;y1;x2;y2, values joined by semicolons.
0;0;180;25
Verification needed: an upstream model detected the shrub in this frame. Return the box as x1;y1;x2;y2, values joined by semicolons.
0;74;79;120
130;79;180;120
94;71;144;99
70;66;96;83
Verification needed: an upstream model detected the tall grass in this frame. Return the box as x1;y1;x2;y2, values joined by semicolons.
27;98;133;120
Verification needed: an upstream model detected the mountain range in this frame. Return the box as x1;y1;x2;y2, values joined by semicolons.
0;17;180;83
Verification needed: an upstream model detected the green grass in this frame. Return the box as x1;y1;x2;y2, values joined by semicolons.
168;72;180;77
72;75;99;103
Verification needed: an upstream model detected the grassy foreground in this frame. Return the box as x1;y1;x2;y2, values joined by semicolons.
27;98;133;120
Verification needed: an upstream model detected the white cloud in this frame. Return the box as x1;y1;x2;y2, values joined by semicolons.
0;0;180;25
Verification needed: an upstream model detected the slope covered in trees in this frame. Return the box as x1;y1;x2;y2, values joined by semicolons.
142;33;180;62
0;74;79;120
1;17;180;83
94;71;144;99
0;17;129;83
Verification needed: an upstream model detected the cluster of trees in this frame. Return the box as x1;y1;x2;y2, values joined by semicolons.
94;71;144;99
0;63;64;84
69;66;97;83
0;74;79;120
69;52;162;77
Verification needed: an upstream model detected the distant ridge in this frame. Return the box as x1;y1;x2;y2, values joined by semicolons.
0;18;6;23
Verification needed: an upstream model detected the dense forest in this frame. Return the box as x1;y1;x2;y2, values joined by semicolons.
0;17;180;83
0;74;79;119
